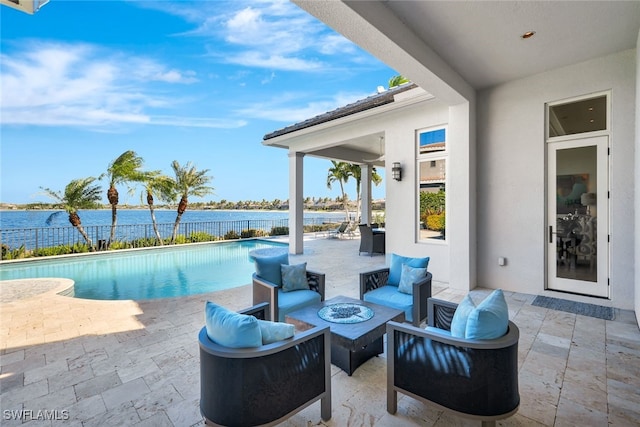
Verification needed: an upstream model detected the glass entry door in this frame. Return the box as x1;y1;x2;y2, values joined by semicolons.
547;136;608;297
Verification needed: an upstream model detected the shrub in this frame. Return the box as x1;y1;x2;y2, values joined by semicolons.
224;230;240;240
426;213;445;231
189;231;217;242
107;241;132;250
2;244;27;260
173;235;189;244
240;229;267;238
270;226;289;236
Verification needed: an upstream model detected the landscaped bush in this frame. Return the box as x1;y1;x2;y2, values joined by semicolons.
2;244;27;260
270;226;289;236
224;230;240;240
303;224;335;232
189;231;217;242
108;241;132;250
30;243;90;257
240;229;267;238
426;213;445;231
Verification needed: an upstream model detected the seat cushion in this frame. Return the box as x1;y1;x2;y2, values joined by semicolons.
397;264;428;295
254;251;289;286
450;294;476;338
258;319;295;344
363;285;414;323
204;301;262;348
465;289;509;339
276;288;322;322
281;263;310;292
388;254;430;286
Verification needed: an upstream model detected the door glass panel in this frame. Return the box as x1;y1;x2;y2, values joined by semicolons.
555;146;597;282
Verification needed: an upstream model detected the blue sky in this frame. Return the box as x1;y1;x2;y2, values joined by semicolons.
0;0;397;205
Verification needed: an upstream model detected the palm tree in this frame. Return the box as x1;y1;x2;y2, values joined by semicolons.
389;75;410;88
41;177;102;250
141;172;176;245
347;163;383;223
327;161;353;221
104;150;146;247
170;161;214;243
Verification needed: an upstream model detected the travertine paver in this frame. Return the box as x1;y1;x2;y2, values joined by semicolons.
1;236;639;426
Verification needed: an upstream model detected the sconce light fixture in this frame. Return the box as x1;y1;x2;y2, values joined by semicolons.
392;162;402;181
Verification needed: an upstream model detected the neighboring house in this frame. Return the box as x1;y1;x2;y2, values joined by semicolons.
262;1;640;325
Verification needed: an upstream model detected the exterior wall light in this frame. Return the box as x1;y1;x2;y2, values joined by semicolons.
392;162;402;181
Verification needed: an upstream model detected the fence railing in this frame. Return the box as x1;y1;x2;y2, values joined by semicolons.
0;217;342;253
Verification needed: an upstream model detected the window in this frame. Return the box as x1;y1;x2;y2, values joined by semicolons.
548;94;607;138
417;127;447;241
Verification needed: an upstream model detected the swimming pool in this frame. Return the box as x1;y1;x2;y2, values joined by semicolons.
0;240;287;301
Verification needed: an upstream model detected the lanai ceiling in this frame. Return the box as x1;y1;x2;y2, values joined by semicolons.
267;1;640;163
379;0;640;90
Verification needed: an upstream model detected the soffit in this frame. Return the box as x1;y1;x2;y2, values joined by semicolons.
383;1;640;89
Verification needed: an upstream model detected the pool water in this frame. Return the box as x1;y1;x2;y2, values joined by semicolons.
0;240;287;301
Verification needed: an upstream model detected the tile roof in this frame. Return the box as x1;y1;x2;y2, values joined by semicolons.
263;83;418;140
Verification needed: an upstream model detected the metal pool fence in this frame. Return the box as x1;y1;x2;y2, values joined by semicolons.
1;217;342;252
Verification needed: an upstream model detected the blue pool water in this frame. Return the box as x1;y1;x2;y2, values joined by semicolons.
0;240;287;301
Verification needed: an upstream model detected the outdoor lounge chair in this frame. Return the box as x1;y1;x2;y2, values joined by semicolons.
199;302;332;426
251;249;326;322
360;254;432;326
328;221;349;239
386;297;520;426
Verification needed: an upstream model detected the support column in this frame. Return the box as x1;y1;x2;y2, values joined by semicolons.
289;152;305;254
361;164;372;225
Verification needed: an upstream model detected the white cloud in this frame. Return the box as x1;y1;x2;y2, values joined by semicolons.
0;42;240;129
236;90;374;124
150;0;367;72
225;52;323;71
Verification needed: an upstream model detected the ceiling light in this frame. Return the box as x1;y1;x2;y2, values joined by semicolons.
521;31;536;39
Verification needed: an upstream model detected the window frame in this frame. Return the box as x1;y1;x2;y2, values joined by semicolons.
416;125;448;243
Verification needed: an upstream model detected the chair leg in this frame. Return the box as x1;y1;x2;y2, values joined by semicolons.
481;421;496;427
321;395;331;421
387;389;398;414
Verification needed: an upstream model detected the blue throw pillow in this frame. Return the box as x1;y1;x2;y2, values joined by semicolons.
204;301;262;348
450;294;476;338
388;253;430;286
254;251;289;286
258;319;295;344
281;263;309;292
465;289;509;340
397;264;427;295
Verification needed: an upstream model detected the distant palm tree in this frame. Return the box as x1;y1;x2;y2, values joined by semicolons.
104;150;146;248
41;177;102;249
347;163;382;223
141;172;176;245
170;161;214;243
327;161;353;221
389;75;410;88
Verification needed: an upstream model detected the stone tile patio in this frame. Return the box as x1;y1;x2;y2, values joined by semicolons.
1;236;639;426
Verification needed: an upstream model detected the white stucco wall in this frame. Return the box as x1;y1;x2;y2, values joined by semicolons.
477;49;637;309
382;99;453;283
636;30;640;324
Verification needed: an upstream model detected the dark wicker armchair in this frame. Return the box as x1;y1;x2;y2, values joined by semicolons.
386;298;520;426
360;268;432;326
253;271;325;322
199;303;332;426
358;224;385;255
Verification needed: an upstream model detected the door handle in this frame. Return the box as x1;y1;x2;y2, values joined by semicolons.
549;226;555;243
